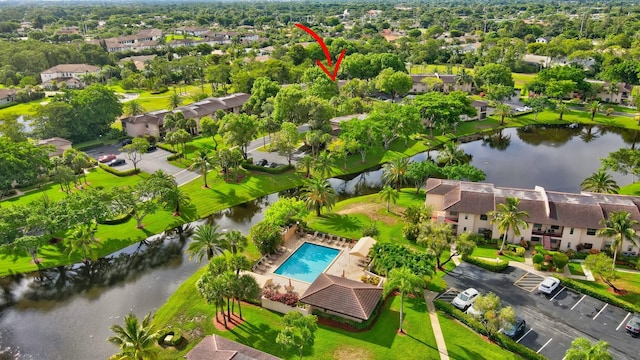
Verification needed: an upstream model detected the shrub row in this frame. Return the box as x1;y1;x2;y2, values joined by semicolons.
98;163;140;177
462;255;509;272
242;162;294;174
156;143;178;153
100;212;132;225
434;300;546;360
167;152;184;161
556;276;640;313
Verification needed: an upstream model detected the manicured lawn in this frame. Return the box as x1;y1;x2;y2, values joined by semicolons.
470;244;525;263
568;262;585;276
619;182;640;196
437;314;521;360
512;73;536;88
152;266;439;360
0;99;43;117
574;270;640;308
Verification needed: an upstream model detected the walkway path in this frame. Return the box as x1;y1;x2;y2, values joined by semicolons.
424;290;449;360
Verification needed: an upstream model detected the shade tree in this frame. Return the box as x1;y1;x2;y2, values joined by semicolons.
220;113;258;160
564;338;613;360
276;312;319;360
471;292;516;337
272;122;299;166
406;160;439;194
120;137;149;172
374;68;413;100
199;116;220;150
338;117;381;163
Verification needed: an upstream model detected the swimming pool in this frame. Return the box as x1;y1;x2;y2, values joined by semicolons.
274;242;340;283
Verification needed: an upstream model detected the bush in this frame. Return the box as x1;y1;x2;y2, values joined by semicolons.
100;211;132;225
360;274;381;286
158;328;184;347
556;276;640;313
402;223;420;242
434;300;546;360
505;245;525;257
98;163;140;177
572;252;589;260
157;143;178;153
534;245;547;255
462;255;509;272
362;222;380;237
532;253;544;264
553;252;569;269
167;152;183;161
263;289;299;306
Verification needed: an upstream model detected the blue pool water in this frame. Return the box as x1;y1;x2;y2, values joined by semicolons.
274;242;340;283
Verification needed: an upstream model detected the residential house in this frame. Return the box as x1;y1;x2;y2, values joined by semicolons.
536;36;552;44
174;26;210;36
37;137;73;157
410;74;473;94
186;334;281;360
425;179;640;254
328;113;367;136
586;80;635;105
118;55;155;70
121;93;250;138
460;100;489;121
40;64;101;89
91;28;162;53
0;89;17;106
299;273;383;323
522;54;551;68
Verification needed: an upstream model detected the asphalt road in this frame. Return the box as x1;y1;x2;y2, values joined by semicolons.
440;263;636;360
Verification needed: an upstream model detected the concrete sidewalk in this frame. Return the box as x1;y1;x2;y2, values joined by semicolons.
424;290;449;360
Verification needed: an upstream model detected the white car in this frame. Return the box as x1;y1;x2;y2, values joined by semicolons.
538;276;560;295
452;288;479;311
466;304;483;318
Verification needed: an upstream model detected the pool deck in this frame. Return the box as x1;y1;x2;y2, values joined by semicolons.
252;232;374;296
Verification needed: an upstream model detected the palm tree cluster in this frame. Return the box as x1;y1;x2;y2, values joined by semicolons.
186;224;248;263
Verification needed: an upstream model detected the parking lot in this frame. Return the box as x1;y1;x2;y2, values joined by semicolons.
440;263;636;359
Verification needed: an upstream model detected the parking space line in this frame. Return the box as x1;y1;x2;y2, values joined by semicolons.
593;303;608;320
549;286;565;301
616;312;631;331
570;295;586;310
536;338;553;353
516;328;533;343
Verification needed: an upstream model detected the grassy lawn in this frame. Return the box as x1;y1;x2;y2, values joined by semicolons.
568;262;586;276
164;34;203;41
437;314;521;360
0;99;43;117
574;270;640;307
470;244;525;263
153;266;439;360
512;73;536;88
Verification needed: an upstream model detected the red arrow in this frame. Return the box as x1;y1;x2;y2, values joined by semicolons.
295;23;345;81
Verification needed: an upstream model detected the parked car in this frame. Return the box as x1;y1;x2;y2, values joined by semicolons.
120;138;133;146
626;314;640;337
268;162;279;168
256;159;268;166
146;144;157;152
538;276;561;295
98;154;117;163
452;288;479;311
502;317;526;339
466;304;483;318
107;158;126;167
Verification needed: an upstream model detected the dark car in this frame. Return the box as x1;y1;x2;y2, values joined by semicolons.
120;138;133;146
502;317;526;339
626;314;640;337
146;144;157;152
256;159;268;166
268;162;279;168
107;158;126;167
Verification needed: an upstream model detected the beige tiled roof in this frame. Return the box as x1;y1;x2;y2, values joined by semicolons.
186;335;281;360
41;64;100;74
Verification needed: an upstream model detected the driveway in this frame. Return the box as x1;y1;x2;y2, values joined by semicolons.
85;144;199;186
245;124;311;167
440;263;635;359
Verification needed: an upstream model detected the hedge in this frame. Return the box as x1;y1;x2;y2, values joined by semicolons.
434;300;546;360
157;143;178;153
242;162;294;174
167;152;184;161
556;276;640;313
100;211;132;225
462;255;509;272
97;163;140;177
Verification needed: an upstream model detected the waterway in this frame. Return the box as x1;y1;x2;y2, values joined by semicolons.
0;124;636;359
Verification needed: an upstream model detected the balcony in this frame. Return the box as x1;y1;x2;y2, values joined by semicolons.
532;226;563;237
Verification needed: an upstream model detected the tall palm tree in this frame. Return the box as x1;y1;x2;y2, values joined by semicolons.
564;337;613;360
436;142;467;166
172;129;192;159
108;312;160;360
197;271;228;327
124;100;146;117
301;177;337;216
234;273;260;319
296;155;314;178
587;100;602;121
382;267;426;334
488;197;529;254
313;151;334;180
65;225;101;263
187;224;225;263
167;92;183;110
494;104;513;126
382;157;411;191
189;150;213;188
597;211;639;266
581;170;619;194
379;185;399;212
222;230;248;254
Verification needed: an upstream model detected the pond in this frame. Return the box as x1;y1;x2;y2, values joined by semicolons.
0;124;636;359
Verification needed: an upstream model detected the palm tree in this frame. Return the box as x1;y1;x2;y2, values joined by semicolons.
488;197;529;254
222;230;248;254
197;271;228;327
167;92;183;110
564;337;613;360
382;157;411;191
581;170;619;194
172;129;192;159
124;100;146;117
313;151;334;180
186;118;198;135
296;155;314;178
234;273;260;319
382;267;426;334
587;100;602;121
436;142;467;166
597;211;639;266
494;104;513;126
379;185;399;212
301;177;337;216
65;225;101;263
189;150;213;188
557;103;568;121
108;312;160;360
187;224;225;263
